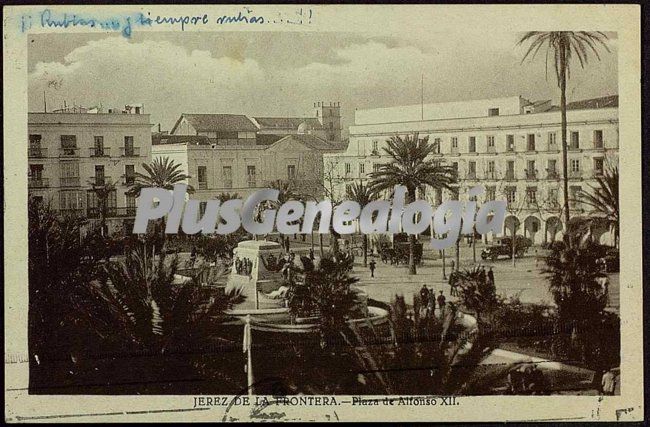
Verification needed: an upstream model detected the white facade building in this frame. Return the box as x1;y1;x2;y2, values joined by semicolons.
324;95;619;244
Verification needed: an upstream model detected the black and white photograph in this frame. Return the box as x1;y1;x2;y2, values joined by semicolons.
4;4;643;423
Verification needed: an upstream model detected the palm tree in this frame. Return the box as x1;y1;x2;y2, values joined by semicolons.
369;133;456;274
127;157;194;240
267;179;300;251
87;178;116;237
128;157;195;197
577;164;619;248
517;32;610;226
346;180;377;267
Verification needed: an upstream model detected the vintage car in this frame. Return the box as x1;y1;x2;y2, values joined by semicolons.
481;236;532;261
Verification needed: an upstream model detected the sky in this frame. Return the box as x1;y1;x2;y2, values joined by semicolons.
28;32;618;136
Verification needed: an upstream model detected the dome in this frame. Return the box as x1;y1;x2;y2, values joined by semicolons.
297;121;313;134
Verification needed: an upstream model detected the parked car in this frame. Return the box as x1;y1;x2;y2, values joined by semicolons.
481;236;532;261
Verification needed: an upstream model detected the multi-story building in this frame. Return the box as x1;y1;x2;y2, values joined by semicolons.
152;132;345;206
323;95;619;245
27;106;152;233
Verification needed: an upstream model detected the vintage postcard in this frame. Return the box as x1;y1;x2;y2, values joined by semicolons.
4;4;643;423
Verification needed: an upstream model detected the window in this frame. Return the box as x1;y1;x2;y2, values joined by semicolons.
372;140;379;153
485;186;496;202
570;159;580;173
198;166;207;189
60;162;79;187
526;160;536;179
124;136;134;156
488;108;500;116
451;137;458;148
59;190;85;211
526;187;537;204
61;135;77;156
487;136;495;148
373;163;381;173
94;165;105;185
593;130;604;148
29;164;43;179
593;157;604;176
433;138;442;154
506;135;515;152
199;201;207;216
358;163;365;175
288;164;297;180
452;162;459;177
93;136;105;156
29;134;43;157
125;165;135;185
487;160;495;178
527;134;536;151
548;188;558;205
247;165;256;187
548;132;557;148
570;185;582;207
468;161;476;179
222;166;233;188
506;160;515;179
345;163;351;174
435;188;443;205
450;187;459;201
506;187;516;204
570;131;580;149
468;136;476;153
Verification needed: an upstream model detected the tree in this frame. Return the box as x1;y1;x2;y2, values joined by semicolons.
577;164;619;248
452;266;500;330
87;178;116;237
518;31;610;226
542;235;609;363
346;180;377;267
369;134;456;274
127;157;194;241
267;179;300;251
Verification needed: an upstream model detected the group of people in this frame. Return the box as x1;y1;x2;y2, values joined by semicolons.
419;285;447;318
234;256;254;276
507;363;548;395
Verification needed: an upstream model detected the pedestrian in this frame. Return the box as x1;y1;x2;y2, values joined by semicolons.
487;267;495;287
528;364;547;395
190;246;197;268
437;290;446;316
601;369;616;395
369;258;377;278
450;259;455;272
420;285;430;312
479;265;486;283
309;248;315;261
507;368;524;394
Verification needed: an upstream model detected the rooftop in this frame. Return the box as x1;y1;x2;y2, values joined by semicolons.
172;113;259;133
548;95;619;112
253;116;323;130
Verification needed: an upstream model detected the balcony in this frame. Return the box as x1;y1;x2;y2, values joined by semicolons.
91;176;107;186
123;176;136;186
524;169;538;180
568;144;581;152
569;170;582;179
466;172;477;180
593;170;605;178
486;146;496;154
59;209;85;219
484;171;498;180
545;201;561;211
546;170;560;180
450;148;459;156
505;171;516;181
60;177;80;187
370;149;380;156
28;178;49;188
223;180;233;189
119;147;141;157
28;147;48;158
59;147;79;158
198;181;208;190
87;206;137;219
547;144;560;153
89;147;111;157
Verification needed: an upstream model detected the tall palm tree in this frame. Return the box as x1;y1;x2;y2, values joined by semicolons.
578;164;619;248
267;179;300;251
369;133;456;275
127;157;194;239
87;178;116;237
128;157;195;197
517;31;610;226
346;180;377;267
